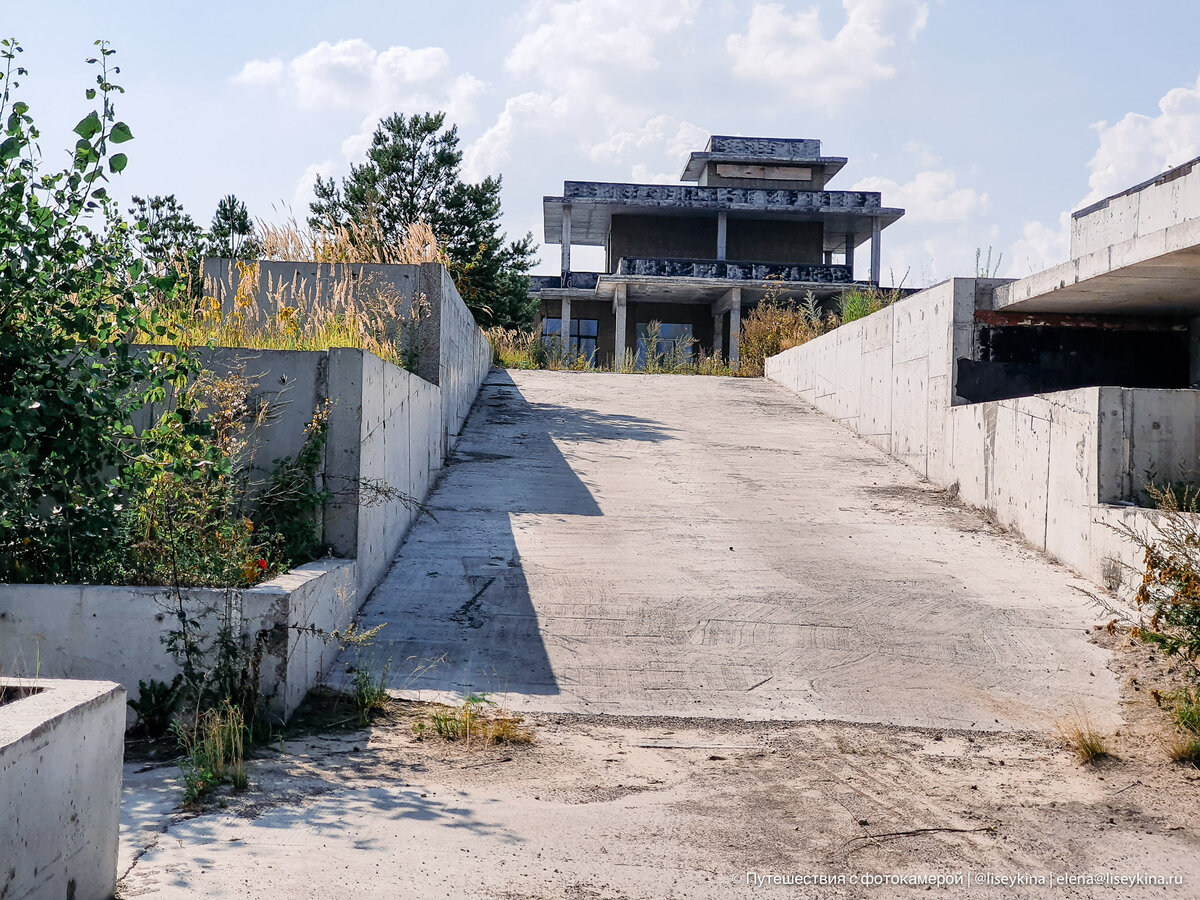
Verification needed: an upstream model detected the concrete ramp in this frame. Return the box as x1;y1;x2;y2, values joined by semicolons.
337;370;1121;731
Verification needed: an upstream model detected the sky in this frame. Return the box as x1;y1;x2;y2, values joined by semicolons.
9;0;1200;285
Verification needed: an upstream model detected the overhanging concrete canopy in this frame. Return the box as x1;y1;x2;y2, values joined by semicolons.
543;182;903;249
995;218;1200;315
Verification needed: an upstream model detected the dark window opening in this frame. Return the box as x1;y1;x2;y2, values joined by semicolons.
956;325;1190;404
542;317;598;359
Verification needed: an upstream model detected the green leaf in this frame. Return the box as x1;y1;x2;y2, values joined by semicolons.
108;153;127;173
0;136;19;161
109;122;133;143
73;111;102;139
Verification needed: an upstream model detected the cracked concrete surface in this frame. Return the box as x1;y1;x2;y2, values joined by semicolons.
335;370;1120;730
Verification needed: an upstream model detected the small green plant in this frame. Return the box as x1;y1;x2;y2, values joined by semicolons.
352;661;391;725
1173;687;1200;734
127;676;182;737
172;700;248;805
424;692;533;747
1056;712;1110;764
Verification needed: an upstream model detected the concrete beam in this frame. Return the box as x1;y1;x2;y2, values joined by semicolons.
728;287;742;363
614;283;628;365
560;203;572;280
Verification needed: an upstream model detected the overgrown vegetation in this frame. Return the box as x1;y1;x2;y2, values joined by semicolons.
172;700;248;805
490;284;903;377
415;692;534;748
140;256;431;372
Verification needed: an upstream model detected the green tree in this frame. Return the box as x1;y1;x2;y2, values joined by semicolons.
209;193;260;261
0;39;194;583
129;193;204;296
309;111;537;329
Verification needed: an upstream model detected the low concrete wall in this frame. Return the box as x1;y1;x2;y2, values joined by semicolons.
0;560;356;724
765;278;1200;593
1072;156;1200;258
0;678;125;900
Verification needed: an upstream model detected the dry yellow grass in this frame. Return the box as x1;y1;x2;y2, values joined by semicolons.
1056;712;1111;764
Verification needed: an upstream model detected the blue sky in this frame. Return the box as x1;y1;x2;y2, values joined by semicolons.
9;0;1200;284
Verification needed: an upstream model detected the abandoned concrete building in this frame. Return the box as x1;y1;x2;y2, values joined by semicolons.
531;136;905;365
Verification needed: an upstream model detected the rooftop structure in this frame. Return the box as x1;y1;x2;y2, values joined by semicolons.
533;135;905;365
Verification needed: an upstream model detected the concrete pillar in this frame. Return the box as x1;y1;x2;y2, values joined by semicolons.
713;307;724;359
844;233;855;276
823;250;833;265
870;218;882;286
1189;317;1200;387
728;287;742;364
561;295;572;344
716;211;728;261
560;203;572;282
614;283;628;366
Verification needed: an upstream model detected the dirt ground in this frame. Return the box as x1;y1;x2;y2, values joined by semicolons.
119;633;1200;900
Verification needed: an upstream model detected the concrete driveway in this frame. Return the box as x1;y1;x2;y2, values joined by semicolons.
338;369;1120;730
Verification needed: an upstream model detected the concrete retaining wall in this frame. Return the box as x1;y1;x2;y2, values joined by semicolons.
0;560;356;724
765;277;1200;593
0;678;125;900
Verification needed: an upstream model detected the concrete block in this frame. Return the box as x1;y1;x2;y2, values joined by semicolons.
0;678;125;900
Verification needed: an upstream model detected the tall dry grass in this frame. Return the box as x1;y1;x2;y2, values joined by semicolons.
142;259;428;371
258;214;445;267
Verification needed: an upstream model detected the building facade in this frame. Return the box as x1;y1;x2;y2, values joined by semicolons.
532;136;905;366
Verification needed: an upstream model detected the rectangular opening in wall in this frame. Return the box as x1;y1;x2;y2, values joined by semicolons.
636;322;694;367
956;322;1190;404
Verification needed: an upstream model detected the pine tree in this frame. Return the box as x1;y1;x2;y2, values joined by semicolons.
209;193;261;261
310;111;537;329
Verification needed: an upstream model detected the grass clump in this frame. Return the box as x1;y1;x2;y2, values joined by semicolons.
352;662;392;726
172;700;248;805
417;692;534;748
1056;712;1111;764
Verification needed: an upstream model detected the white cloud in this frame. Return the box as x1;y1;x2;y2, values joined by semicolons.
462;92;567;181
726;0;928;105
1084;73;1200;205
588;114;708;166
1001;74;1200;277
507;0;700;94
852;170;988;223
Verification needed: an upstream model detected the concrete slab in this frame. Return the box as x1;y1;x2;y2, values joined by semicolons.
336;370;1120;731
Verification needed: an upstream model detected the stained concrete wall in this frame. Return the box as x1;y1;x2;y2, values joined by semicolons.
765;277;1200;593
1072;156;1200;258
0;560;356;724
0;678;124;900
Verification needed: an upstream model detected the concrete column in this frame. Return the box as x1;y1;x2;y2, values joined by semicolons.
870;219;882;286
716;211;728;261
561;295;572;344
713;309;724;359
560;204;572;282
823;250;833;265
1189;317;1200;387
728;287;742;364
614;283;628;366
844;233;855;276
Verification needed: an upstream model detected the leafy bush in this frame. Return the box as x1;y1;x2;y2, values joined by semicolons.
1120;483;1200;663
0;40;196;584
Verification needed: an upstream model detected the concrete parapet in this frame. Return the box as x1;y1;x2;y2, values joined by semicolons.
0;677;125;900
